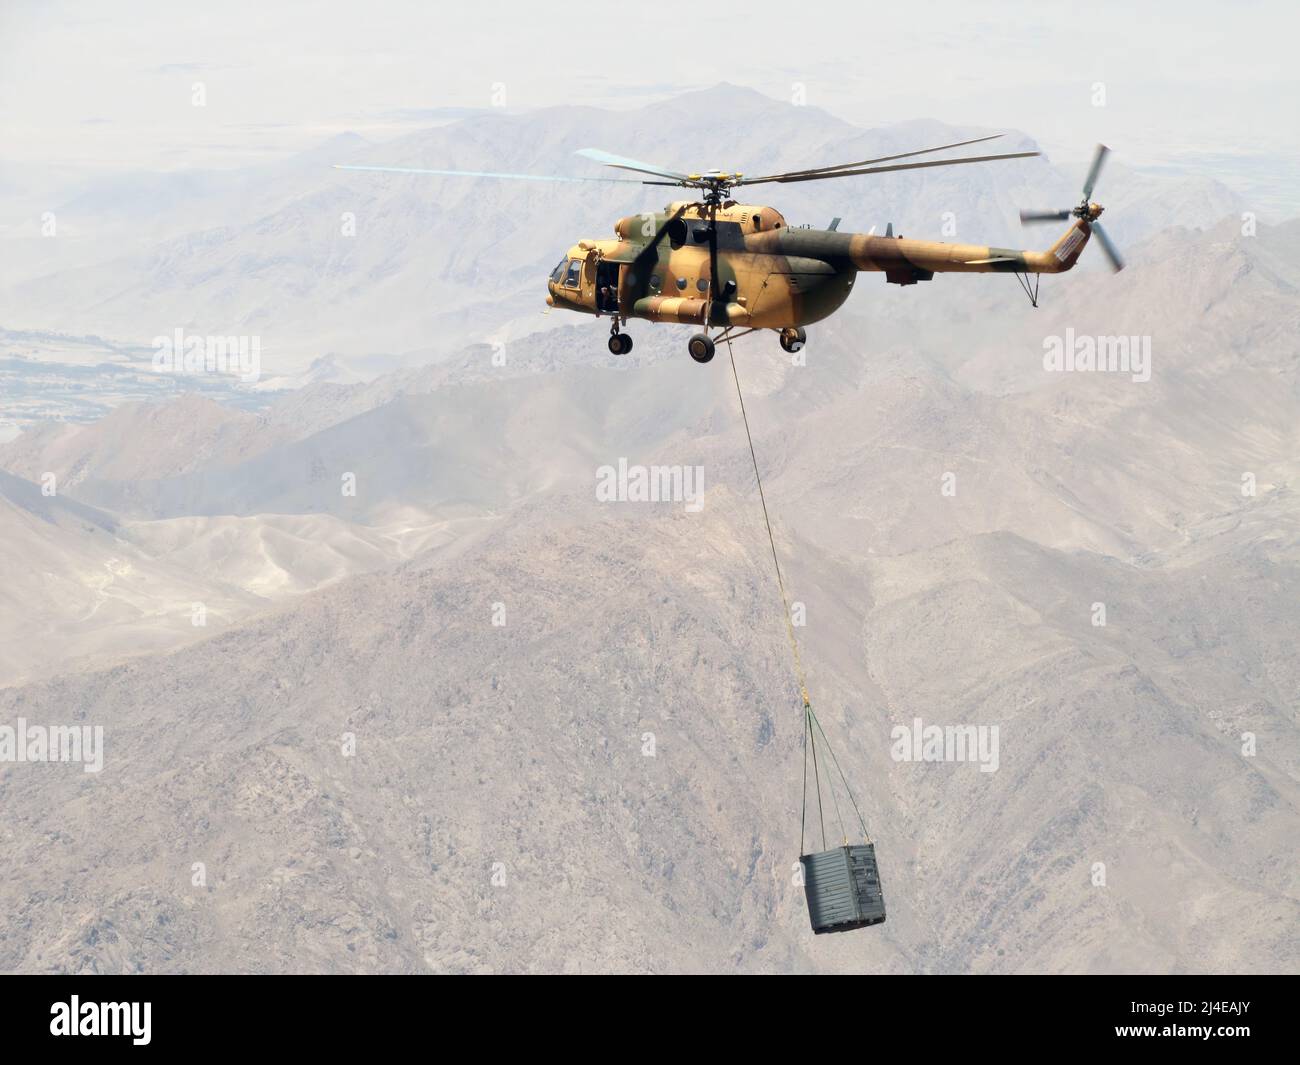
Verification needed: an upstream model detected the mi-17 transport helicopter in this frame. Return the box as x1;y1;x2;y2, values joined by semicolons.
337;138;1123;364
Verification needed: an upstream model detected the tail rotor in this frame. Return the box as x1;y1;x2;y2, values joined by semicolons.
1019;143;1124;272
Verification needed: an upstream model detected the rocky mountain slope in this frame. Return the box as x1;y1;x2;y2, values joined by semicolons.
0;209;1295;971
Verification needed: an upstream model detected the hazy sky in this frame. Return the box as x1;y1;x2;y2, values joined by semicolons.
2;1;1296;212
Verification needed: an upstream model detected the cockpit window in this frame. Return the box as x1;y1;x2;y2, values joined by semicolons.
549;259;566;283
564;258;581;288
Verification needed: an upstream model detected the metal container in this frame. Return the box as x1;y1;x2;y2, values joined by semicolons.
800;843;886;934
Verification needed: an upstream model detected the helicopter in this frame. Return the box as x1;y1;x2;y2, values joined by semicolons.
336;138;1123;364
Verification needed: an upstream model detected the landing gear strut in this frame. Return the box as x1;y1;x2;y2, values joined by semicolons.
779;326;806;354
688;333;715;364
608;322;633;355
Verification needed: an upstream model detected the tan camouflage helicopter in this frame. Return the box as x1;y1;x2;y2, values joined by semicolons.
337;138;1122;363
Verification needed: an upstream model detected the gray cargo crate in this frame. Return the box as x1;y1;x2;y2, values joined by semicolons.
800;843;886;934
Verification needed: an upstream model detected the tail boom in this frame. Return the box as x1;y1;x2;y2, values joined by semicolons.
845;220;1091;276
753;219;1093;281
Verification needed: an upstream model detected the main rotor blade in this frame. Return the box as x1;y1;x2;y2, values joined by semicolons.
737;150;1039;187
1019;208;1072;223
332;163;642;184
1092;220;1125;271
1081;143;1110;200
741;133;1005;184
575;148;691;182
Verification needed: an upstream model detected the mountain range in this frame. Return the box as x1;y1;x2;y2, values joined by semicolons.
0;87;1294;974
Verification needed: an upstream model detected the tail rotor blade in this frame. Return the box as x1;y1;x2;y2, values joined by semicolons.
1019;208;1072;224
1081;143;1110;201
1092;220;1125;272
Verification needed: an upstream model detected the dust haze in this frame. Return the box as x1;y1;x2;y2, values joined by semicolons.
0;3;1296;973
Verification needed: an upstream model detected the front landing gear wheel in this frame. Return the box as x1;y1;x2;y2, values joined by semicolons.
779;326;807;354
688;333;715;364
608;333;633;355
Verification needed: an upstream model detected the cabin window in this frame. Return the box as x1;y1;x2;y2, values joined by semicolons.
649;274;661;291
549;259;566;282
753;213;761;230
564;259;581;288
676;277;687;291
696;278;709;292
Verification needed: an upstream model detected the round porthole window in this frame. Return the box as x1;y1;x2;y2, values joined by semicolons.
696;278;709;292
649;274;661;291
676;277;687;291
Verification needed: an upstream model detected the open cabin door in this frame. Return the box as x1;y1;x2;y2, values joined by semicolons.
595;257;620;314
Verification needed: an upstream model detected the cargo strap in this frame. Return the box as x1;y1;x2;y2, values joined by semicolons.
723;338;871;855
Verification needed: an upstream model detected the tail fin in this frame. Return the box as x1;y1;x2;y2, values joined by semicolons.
1039;221;1091;273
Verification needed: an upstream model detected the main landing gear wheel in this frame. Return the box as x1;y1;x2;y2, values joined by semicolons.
779;326;807;354
688;333;715;364
608;320;632;355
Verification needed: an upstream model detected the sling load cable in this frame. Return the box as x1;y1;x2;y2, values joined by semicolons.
723;337;871;854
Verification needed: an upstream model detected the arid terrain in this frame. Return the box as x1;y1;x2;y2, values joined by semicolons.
1;88;1296;973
